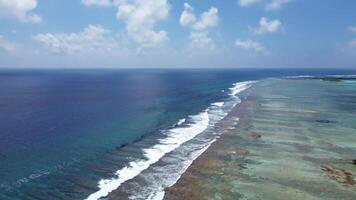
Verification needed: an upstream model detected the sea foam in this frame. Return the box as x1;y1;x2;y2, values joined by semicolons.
86;81;255;200
176;118;186;126
229;81;256;96
211;102;224;107
86;111;209;200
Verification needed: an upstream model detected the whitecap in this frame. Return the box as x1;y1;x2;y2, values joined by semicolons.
211;102;224;107
176;118;186;126
229;81;256;96
86;81;256;200
85;111;210;200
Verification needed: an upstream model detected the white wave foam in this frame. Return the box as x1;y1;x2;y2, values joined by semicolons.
286;74;356;79
86;112;210;200
211;102;224;107
86;80;256;200
125;81;257;200
285;75;314;79
329;74;356;78
143;139;217;200
229;81;256;96
176;118;186;126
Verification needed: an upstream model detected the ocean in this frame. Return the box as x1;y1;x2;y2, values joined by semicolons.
0;69;355;200
165;76;356;200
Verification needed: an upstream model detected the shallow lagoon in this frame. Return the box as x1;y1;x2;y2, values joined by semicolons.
165;78;356;200
1;70;356;199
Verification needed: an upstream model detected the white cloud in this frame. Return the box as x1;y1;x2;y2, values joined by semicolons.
0;0;41;23
265;0;291;11
116;0;170;47
82;0;115;6
348;26;356;33
189;32;215;50
192;7;219;31
180;3;219;50
239;0;261;7
180;3;196;27
180;3;218;31
235;39;265;52
33;25;120;55
255;17;281;35
82;0;170;48
0;35;16;52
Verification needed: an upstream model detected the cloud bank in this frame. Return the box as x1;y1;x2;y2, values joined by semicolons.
82;0;170;48
33;25;120;55
255;17;282;34
180;3;219;50
235;39;265;52
0;0;41;23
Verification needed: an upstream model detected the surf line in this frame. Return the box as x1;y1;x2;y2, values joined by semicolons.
85;81;256;200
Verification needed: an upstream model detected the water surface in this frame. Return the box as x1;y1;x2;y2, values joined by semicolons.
1;69;355;199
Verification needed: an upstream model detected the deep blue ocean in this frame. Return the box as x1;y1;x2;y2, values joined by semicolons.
0;69;355;200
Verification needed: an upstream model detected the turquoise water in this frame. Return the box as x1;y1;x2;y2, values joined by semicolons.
0;69;355;199
166;77;356;200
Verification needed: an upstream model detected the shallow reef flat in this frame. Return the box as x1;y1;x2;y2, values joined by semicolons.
165;78;356;200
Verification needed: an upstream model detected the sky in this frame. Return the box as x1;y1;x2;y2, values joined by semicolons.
0;0;356;68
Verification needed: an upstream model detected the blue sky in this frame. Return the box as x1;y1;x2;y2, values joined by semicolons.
0;0;355;68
